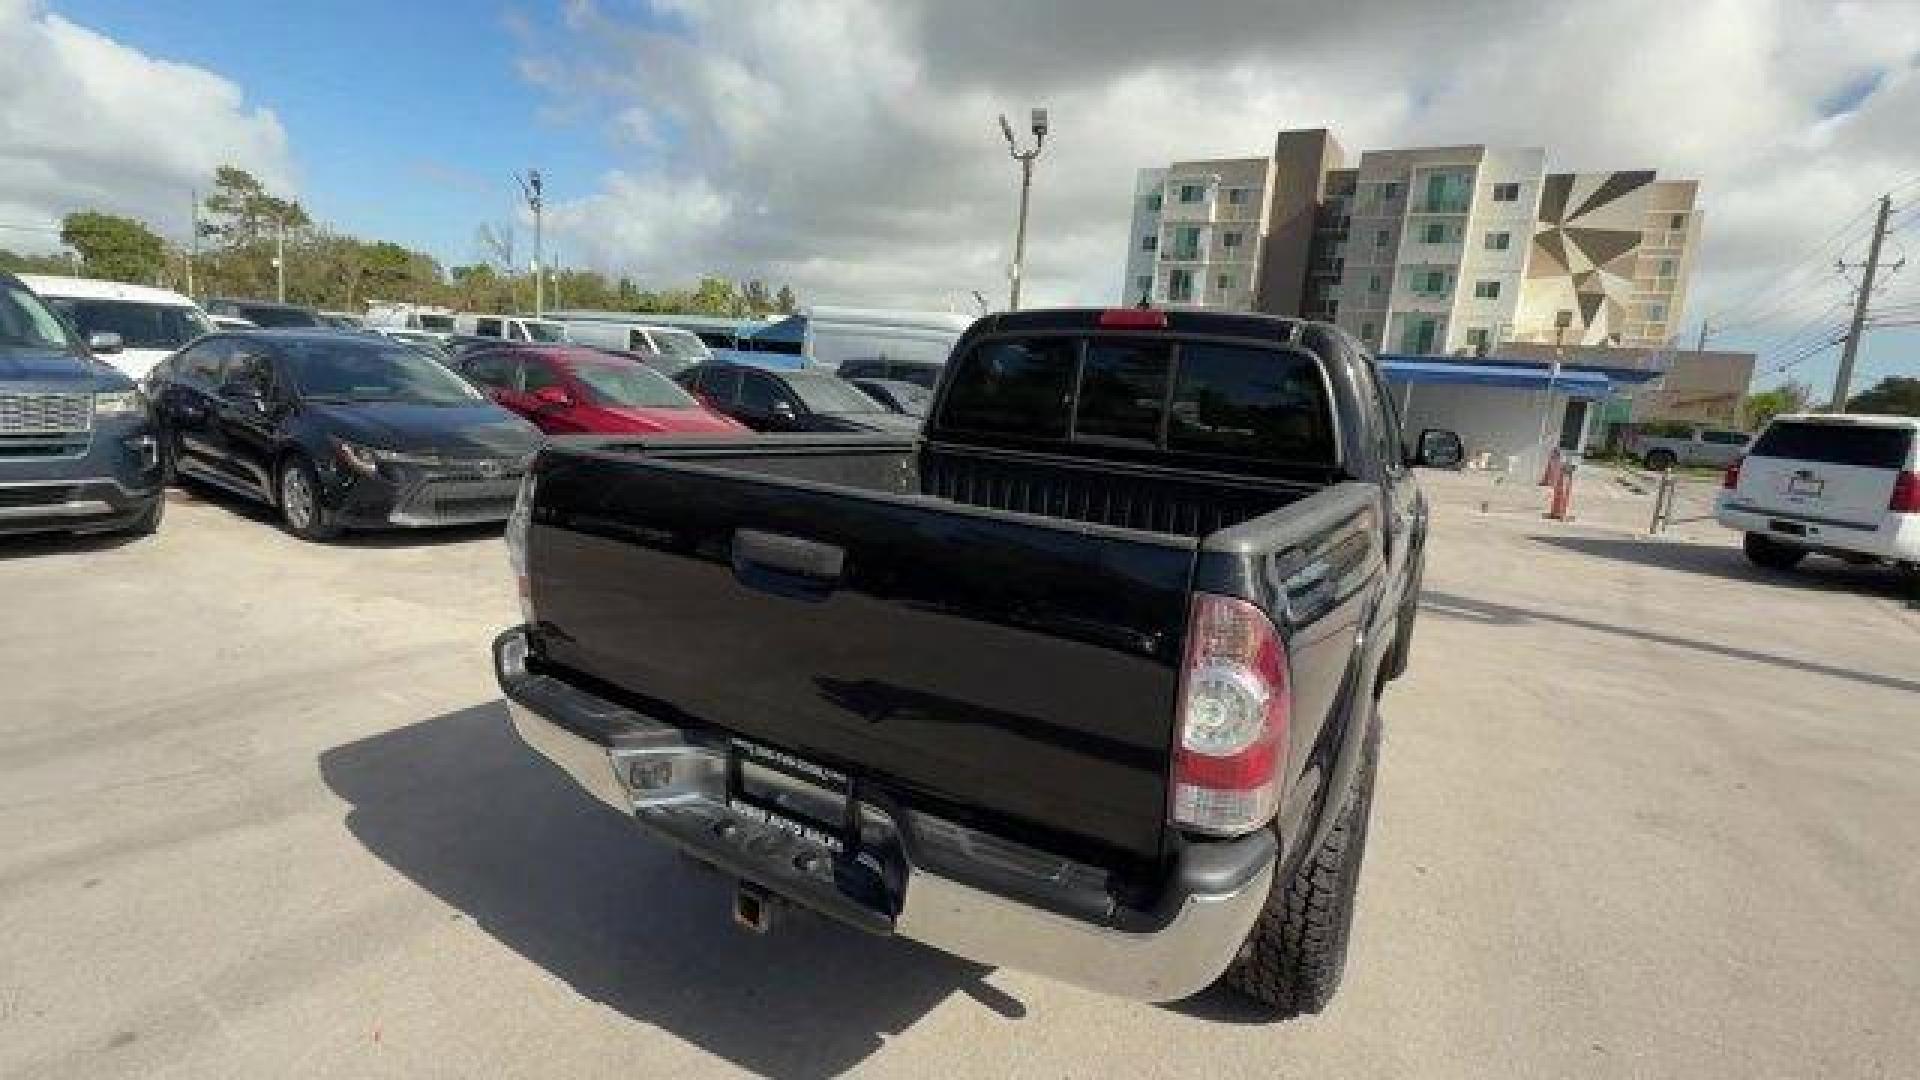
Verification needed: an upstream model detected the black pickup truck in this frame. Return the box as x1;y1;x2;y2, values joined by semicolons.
494;308;1458;1014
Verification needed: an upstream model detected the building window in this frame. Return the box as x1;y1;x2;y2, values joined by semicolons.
1168;268;1195;302
1368;272;1383;294
1381;182;1401;201
1485;231;1511;251
1474;280;1501;300
1222;231;1242;249
1644;302;1667;322
1134;275;1152;297
1227;188;1251;205
1361;321;1377;341
1466;326;1491;352
1492;182;1521;202
1178;184;1205;203
1657;258;1676;276
1216;273;1234;290
1141;234;1157;252
1669;213;1687;229
1170;226;1201;259
1146;193;1163;214
1374;228;1391;249
1409;269;1447;296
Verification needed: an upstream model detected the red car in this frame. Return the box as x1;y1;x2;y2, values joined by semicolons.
454;345;747;435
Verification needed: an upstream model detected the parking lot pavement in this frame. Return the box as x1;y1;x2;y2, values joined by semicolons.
3;476;1917;1079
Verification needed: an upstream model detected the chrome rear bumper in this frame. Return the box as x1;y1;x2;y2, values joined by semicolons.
495;626;1275;1002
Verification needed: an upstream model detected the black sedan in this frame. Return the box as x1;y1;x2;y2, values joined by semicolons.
674;363;919;433
148;330;540;540
849;377;931;417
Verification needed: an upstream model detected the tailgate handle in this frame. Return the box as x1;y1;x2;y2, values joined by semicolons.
732;529;845;598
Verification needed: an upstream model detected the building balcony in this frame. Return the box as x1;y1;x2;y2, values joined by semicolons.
1408;196;1472;215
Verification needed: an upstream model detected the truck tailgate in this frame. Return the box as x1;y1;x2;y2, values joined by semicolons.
527;450;1197;865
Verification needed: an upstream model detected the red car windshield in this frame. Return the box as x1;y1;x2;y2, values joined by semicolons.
570;362;701;409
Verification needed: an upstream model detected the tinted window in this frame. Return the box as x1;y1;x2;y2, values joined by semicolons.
572;363;697;408
940;337;1075;439
1167;344;1334;463
738;370;784;411
699;366;742;404
651;330;706;359
1751;421;1912;469
1701;430;1748;445
46;299;210;350
1076;340;1170;444
523;321;567;343
789;373;883;414
476;318;504;337
281;338;483;405
177;339;230;384
521;358;561;391
464;353;518;389
0;280;71;349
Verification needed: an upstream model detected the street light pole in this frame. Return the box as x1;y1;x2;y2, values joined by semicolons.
516;169;546;316
274;217;286;302
998;108;1048;311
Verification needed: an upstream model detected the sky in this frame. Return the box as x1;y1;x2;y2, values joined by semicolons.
2;0;1918;396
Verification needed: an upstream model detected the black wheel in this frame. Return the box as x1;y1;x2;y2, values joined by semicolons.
277;455;341;542
1744;532;1805;572
125;493;165;537
1644;449;1676;471
1220;720;1379;1017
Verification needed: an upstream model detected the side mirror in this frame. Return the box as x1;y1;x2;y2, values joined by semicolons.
88;332;124;355
1413;428;1464;469
770;400;798;423
220;379;266;405
533;385;572;409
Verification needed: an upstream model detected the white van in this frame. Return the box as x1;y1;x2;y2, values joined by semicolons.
20;274;212;380
561;319;712;363
453;313;569;343
1717;413;1920;572
801;305;972;373
367;302;457;336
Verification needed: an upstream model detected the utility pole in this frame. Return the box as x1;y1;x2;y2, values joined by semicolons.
1694;318;1712;353
1831;193;1900;412
274;216;286;302
998;108;1048;310
187;189;198;297
516;170;545;316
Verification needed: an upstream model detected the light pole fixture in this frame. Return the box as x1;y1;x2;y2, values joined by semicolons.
998;107;1048;311
516;169;546;315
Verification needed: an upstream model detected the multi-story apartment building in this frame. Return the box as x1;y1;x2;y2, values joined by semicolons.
1120;129;1702;356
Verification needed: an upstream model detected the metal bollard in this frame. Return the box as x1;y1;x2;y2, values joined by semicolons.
1539;447;1562;487
1647;471;1675;535
1547;460;1577;520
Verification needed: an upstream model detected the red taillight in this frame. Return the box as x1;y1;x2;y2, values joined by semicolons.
1098;308;1168;329
1171;593;1289;836
1891;471;1920;514
1723;456;1743;490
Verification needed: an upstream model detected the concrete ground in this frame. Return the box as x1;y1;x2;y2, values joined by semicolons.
1;470;1916;1079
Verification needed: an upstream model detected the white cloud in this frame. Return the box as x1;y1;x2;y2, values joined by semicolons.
0;0;292;250
526;0;1920;342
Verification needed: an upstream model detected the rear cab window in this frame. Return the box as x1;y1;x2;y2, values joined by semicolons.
1750;421;1914;469
935;332;1336;473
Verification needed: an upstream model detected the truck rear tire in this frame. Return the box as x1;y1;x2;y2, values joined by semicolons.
1220;719;1378;1017
1744;532;1805;572
1644;449;1676;471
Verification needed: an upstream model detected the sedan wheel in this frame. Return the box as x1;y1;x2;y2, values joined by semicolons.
278;457;340;541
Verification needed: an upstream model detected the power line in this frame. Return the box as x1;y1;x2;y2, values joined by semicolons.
1704;200;1878;331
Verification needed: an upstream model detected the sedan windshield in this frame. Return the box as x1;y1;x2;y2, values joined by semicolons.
572;362;699;408
282;338;483;405
789;372;886;413
0;281;74;350
48;298;211;350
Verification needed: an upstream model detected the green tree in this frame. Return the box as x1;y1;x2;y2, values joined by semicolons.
689;276;739;315
0;248;76;275
200;166;309;297
59;211;165;283
1742;380;1812;430
776;284;797;314
1847;377;1920;417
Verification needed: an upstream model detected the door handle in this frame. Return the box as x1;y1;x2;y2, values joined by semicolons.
731;529;845;601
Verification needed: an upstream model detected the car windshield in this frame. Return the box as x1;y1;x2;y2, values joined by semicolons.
283;337;484;405
571;362;699;409
523;320;568;342
417;313;455;331
47;298;211;350
789;372;885;413
239;304;323;328
0;280;73;351
652;330;706;358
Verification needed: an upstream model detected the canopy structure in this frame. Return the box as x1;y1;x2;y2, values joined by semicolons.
1379;359;1613;400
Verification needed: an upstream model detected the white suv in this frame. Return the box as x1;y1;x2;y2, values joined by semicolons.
1716;413;1920;572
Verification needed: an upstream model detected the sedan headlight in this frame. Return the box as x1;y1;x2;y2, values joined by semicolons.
93;389;146;416
333;438;384;475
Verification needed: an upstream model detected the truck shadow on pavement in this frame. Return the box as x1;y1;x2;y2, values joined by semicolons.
1422;589;1920;697
319;701;1018;1079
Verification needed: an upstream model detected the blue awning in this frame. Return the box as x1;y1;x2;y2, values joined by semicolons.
1380;360;1613;400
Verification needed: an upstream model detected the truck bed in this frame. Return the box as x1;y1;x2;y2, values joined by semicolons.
524;434;1323;869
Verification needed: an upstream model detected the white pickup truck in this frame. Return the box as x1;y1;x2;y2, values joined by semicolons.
1631;425;1751;471
1716;413;1920;574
